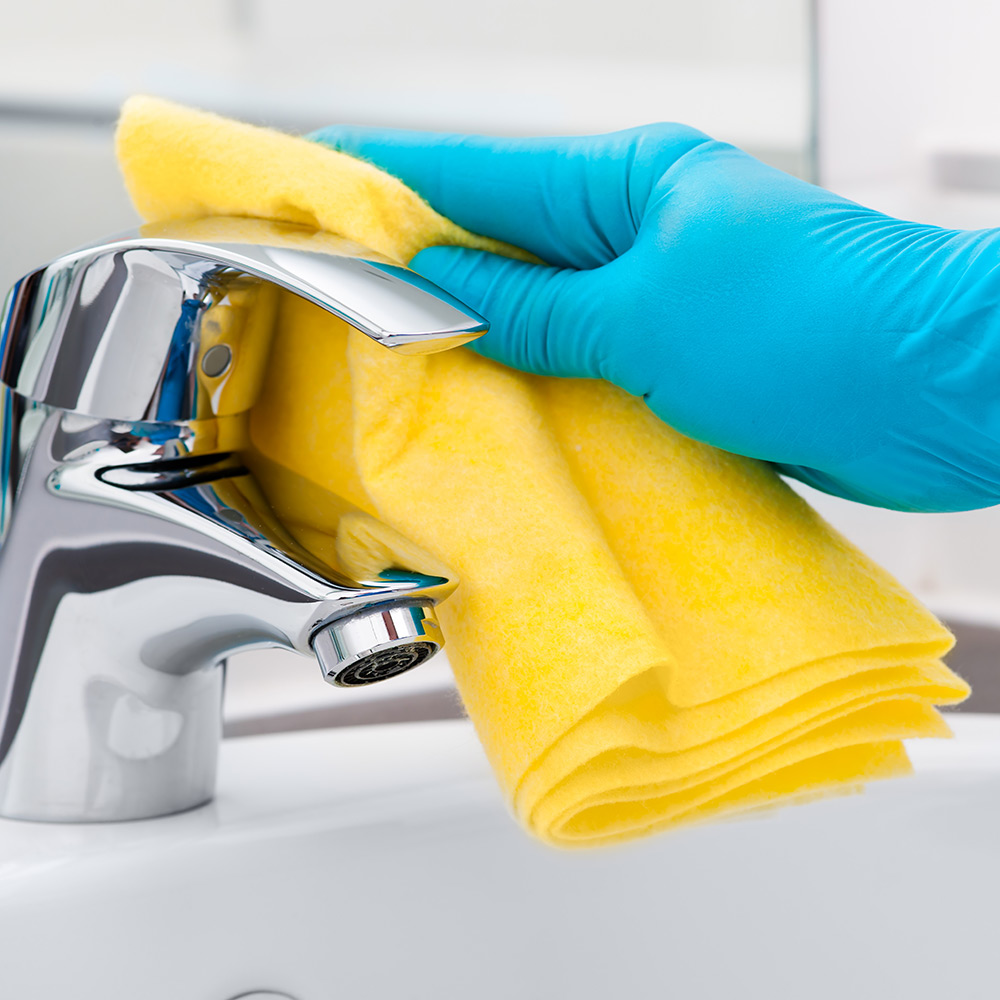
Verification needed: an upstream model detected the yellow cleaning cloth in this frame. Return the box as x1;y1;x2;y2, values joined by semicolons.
116;96;969;847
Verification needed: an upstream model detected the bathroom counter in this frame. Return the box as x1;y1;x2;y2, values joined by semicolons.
0;714;998;999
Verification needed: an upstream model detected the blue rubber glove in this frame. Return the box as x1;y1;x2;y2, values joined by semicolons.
308;123;1000;512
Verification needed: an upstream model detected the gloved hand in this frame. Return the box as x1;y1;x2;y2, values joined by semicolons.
308;123;1000;512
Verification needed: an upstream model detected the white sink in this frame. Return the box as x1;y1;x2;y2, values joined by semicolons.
2;714;999;1000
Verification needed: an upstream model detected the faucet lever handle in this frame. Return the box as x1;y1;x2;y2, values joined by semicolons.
0;216;488;423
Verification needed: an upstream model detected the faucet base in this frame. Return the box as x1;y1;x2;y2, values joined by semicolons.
0;624;225;823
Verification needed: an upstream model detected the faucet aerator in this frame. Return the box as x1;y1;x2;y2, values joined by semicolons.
312;602;443;687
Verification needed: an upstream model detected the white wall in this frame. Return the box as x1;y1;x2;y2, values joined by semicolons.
0;0;811;147
818;0;1000;227
0;122;140;293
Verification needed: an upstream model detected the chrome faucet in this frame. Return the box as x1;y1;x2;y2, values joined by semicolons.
0;217;486;823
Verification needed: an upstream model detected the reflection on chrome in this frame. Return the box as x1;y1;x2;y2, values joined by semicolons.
0;219;484;822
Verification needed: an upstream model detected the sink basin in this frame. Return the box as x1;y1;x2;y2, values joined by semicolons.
2;714;999;999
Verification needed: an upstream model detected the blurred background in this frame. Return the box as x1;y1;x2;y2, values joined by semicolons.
2;0;999;725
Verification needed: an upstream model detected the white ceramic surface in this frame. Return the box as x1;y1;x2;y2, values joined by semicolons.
1;714;998;1000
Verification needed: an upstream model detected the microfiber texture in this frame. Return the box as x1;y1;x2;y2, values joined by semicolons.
115;95;969;847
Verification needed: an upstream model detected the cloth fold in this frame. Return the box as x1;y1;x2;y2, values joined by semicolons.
115;96;969;846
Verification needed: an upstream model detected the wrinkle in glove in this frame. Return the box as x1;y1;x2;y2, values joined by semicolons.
115;96;969;847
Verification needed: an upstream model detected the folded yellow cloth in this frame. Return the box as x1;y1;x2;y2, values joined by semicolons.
116;96;969;847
